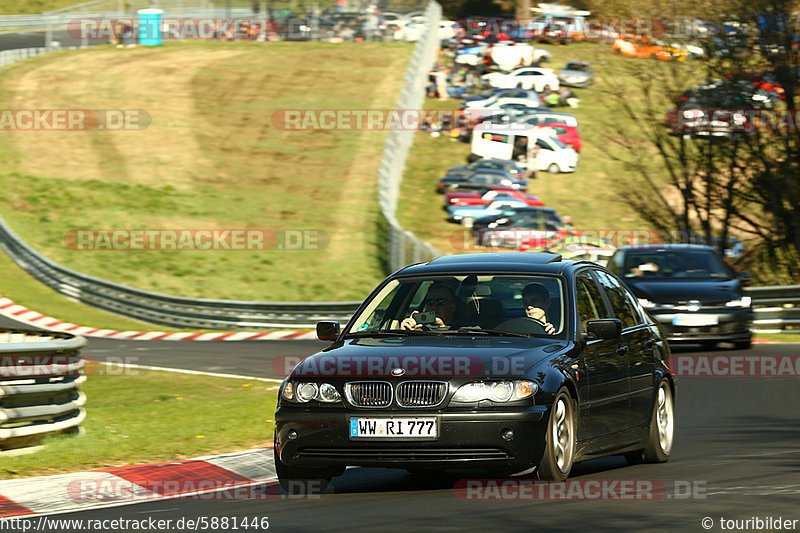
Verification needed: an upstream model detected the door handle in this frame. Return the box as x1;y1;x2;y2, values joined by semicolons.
617;346;629;355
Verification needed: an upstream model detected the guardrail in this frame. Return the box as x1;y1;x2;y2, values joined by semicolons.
0;216;360;329
0;47;47;67
0;329;86;451
746;285;800;333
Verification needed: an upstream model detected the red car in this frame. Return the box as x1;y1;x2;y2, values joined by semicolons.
725;71;785;100
536;123;582;152
444;187;545;208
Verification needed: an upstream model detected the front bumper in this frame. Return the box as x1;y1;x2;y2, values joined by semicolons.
275;406;548;472
649;308;752;343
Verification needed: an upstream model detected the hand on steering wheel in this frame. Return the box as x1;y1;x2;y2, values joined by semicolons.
527;316;556;335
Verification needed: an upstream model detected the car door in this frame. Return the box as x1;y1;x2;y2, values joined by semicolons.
593;270;654;431
465;175;489;190
574;269;630;439
534;138;555;170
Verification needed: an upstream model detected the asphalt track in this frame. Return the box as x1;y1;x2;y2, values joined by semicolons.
0;30;104;52
2;307;799;533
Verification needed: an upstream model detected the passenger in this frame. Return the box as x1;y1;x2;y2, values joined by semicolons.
522;283;556;335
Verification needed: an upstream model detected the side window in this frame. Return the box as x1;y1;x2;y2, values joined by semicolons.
594;271;640;328
575;271;605;331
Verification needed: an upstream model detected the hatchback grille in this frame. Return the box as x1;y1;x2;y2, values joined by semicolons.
345;382;392;407
397;381;447;407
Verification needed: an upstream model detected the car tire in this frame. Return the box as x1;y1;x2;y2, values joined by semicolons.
547;163;560;174
538;388;576;480
734;338;752;350
274;446;332;495
642;379;674;463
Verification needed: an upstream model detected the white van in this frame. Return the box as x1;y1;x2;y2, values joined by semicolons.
471;124;578;174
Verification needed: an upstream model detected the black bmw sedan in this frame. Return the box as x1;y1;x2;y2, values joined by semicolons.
274;253;676;492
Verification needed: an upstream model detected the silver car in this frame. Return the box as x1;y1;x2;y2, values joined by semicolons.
558;61;593;88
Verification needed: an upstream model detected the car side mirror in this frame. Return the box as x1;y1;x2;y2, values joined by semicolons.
316;321;340;341
585;319;622;341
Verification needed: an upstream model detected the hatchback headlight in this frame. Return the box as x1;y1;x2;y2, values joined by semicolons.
725;296;752;308
452;380;537;403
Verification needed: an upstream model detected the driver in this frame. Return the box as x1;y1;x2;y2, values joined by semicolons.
522;283;556;335
401;283;460;330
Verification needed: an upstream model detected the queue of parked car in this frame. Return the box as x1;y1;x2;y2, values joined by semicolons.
422;32;604;255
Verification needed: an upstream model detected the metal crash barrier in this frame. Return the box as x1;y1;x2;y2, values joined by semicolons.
747;285;800;333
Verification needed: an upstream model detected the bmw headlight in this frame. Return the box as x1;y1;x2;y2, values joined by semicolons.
281;381;341;403
725;296;752;308
318;383;342;402
281;380;294;401
296;382;319;403
452;380;537;403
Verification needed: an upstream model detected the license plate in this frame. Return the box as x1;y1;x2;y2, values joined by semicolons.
672;314;719;327
349;418;437;439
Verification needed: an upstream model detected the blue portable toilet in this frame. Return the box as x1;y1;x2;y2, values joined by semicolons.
138;8;164;46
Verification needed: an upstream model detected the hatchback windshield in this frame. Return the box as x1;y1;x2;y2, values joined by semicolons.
348;275;567;339
618;250;733;279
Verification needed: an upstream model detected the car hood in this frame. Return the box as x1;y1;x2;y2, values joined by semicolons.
623;278;742;304
290;336;569;379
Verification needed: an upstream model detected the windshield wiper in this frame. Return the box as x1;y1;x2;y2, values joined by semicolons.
456;327;531;338
344;329;440;338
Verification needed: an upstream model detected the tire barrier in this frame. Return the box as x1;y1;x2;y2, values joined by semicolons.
0;328;86;451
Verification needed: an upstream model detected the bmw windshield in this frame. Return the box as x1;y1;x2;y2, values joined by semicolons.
346;274;568;340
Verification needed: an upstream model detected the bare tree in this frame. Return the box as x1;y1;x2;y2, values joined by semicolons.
599;0;800;282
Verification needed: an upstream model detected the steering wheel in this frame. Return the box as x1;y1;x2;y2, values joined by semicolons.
495;316;547;335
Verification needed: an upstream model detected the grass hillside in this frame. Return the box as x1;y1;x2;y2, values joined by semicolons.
0;41;412;302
